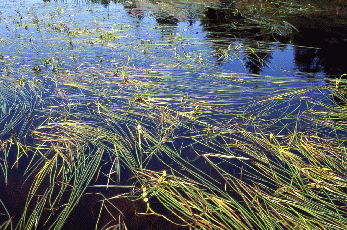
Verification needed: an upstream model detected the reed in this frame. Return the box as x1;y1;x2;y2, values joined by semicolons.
0;0;343;229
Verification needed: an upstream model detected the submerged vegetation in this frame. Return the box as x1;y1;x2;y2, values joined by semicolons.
0;0;347;229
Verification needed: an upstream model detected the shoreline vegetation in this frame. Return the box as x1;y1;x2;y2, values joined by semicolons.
0;0;347;229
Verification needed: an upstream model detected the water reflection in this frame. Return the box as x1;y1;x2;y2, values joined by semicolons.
200;1;347;76
44;0;347;77
36;0;347;75
288;15;347;76
4;0;344;228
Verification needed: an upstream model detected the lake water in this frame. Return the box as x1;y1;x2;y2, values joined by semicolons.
0;0;346;229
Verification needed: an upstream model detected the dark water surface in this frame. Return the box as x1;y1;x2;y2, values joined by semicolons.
0;0;347;229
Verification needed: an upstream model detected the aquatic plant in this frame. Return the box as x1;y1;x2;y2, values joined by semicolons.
0;0;345;229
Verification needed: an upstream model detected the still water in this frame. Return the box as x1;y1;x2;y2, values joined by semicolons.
0;0;346;229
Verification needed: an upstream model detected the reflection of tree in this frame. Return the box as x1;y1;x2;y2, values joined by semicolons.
90;0;111;7
204;6;244;25
245;52;272;75
202;4;281;74
100;0;110;7
202;2;347;76
280;11;347;76
49;0;347;77
293;40;347;76
210;39;275;74
210;38;275;75
293;47;320;74
288;13;347;76
123;1;145;21
154;13;178;25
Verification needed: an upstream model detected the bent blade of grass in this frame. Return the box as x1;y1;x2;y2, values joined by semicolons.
51;148;103;230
